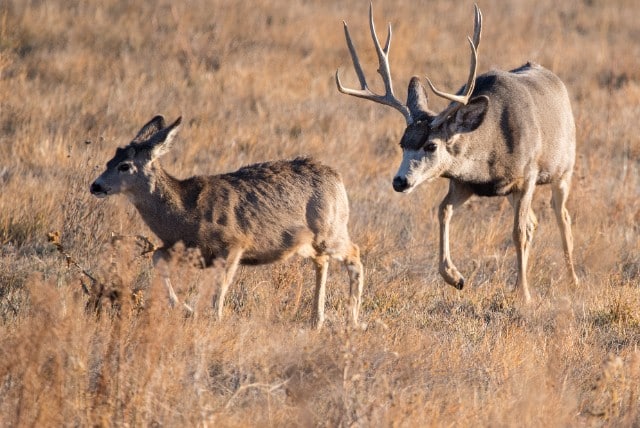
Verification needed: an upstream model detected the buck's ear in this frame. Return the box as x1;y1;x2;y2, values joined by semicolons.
406;76;430;119
149;116;182;160
133;115;166;143
454;95;489;132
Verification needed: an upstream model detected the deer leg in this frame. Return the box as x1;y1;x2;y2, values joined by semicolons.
313;256;329;330
507;195;538;264
343;243;364;327
214;247;243;320
438;183;473;289
551;177;579;285
510;182;536;303
152;249;193;314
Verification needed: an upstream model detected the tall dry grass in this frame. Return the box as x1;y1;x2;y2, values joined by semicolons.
0;0;638;425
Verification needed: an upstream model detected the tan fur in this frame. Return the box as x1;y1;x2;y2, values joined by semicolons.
337;5;578;302
91;115;363;328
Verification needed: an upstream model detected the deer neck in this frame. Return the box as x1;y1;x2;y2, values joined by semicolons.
129;163;196;246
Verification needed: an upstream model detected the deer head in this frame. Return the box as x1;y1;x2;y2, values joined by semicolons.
336;4;487;193
90;116;182;198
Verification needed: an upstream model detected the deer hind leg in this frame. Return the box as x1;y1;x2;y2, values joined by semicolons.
213;247;243;320
510;182;536;303
152;249;193;314
312;255;329;330
438;183;473;289
507;195;538;263
342;243;363;327
551;177;579;285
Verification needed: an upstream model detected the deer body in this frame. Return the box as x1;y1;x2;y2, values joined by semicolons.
91;116;363;328
411;64;576;198
130;158;351;266
336;5;578;302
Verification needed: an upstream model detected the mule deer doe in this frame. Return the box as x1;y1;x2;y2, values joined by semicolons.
90;115;363;327
336;5;578;302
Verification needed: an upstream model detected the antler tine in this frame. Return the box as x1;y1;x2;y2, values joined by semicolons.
461;36;479;102
460;3;483;101
472;3;482;51
425;5;483;127
339;20;368;91
368;5;393;95
335;3;412;124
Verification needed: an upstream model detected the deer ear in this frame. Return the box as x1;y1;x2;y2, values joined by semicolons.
149;116;182;159
406;76;430;119
454;95;488;132
133;115;166;143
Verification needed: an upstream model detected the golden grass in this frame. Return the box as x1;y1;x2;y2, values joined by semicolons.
0;0;639;425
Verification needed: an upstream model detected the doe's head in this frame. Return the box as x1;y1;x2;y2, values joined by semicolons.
90;115;182;198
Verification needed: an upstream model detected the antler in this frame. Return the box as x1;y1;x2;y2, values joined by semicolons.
428;4;483;125
336;3;413;125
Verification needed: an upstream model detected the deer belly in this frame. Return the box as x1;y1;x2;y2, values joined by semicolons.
467;179;520;197
239;234;317;265
240;249;294;265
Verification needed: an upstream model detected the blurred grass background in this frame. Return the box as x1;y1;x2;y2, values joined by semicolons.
0;0;638;425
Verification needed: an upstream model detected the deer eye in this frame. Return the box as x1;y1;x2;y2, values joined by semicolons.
423;142;437;152
117;163;132;172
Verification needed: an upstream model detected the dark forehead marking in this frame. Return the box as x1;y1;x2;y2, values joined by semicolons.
400;123;430;150
106;145;135;167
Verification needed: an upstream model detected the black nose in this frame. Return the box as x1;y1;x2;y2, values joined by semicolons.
393;176;408;192
90;182;103;194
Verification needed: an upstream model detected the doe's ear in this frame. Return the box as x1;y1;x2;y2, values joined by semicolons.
133;115;166;143
149;116;182;160
454;95;489;132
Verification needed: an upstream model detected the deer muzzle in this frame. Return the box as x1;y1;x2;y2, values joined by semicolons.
392;176;410;193
90;181;109;198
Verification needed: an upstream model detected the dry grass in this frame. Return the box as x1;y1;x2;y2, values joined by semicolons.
1;0;639;425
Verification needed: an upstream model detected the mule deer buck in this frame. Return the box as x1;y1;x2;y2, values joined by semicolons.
90;115;363;328
336;4;578;302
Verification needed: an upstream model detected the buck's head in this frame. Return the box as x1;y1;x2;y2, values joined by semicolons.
90;115;182;198
392;78;489;193
335;4;485;193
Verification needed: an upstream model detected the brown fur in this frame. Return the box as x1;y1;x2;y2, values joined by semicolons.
91;116;363;328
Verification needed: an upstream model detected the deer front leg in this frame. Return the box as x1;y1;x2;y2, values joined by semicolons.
438;183;473;289
152;248;193;314
213;247;243;320
507;193;538;268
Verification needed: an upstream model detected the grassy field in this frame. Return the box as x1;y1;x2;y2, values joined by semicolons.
1;0;639;425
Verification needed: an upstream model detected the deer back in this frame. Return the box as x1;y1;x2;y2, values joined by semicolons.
439;63;576;194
